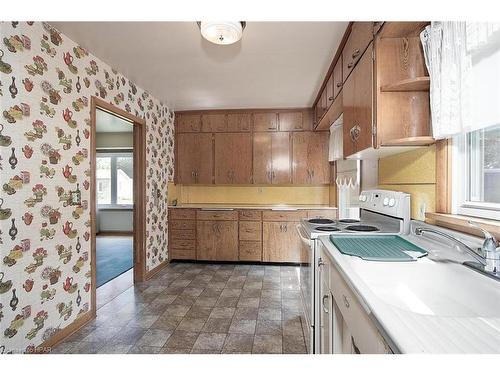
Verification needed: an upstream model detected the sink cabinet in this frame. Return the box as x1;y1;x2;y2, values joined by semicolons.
197;220;238;261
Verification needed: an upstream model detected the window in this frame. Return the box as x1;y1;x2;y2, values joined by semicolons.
96;152;133;207
453;124;500;220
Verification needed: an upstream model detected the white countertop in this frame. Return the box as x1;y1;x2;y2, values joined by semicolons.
319;221;500;353
168;203;337;210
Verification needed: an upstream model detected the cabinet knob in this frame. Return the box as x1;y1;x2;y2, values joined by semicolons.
322;294;330;313
328;96;334;101
347;61;354;69
336;82;343;88
343;295;350;309
352;49;360;59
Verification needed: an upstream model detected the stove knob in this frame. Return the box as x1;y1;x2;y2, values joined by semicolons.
358;195;366;202
388;198;396;207
383;197;389;206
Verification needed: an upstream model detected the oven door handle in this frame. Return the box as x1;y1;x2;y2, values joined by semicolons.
296;224;312;246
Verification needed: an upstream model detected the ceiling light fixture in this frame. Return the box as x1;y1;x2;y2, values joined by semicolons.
198;21;246;45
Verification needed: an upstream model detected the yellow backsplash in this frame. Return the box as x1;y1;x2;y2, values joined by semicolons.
168;183;331;205
378;145;436;220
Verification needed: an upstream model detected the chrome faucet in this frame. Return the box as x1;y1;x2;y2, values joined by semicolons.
414;224;500;281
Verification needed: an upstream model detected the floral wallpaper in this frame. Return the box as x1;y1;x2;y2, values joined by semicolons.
0;21;175;353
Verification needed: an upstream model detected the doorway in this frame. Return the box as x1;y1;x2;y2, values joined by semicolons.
90;97;146;313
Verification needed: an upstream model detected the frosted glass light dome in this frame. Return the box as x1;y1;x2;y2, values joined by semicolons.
199;21;245;45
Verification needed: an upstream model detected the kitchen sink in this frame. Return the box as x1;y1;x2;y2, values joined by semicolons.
348;259;500;318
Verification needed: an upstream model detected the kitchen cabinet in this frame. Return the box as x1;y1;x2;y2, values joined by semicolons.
227;113;252;132
253;112;278;132
176;133;213;184
292;132;330;184
279;111;308;131
176;114;201;133
201;113;227;132
263;221;302;262
214;133;252;184
342;22;374;83
333;54;343;99
342;43;373;158
197;220;238;261
253;132;291;184
168;209;197;260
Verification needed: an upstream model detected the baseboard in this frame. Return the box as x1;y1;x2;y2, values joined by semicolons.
97;231;133;236
144;259;170;280
32;310;95;354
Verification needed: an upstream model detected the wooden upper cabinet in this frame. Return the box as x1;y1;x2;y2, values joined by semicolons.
333;53;343;98
326;74;335;107
263;221;301;262
176;114;201;133
214;133;252;184
279;112;303;131
253;132;291;184
342;22;374;82
253;112;278;132
227;113;252;132
292;132;330;184
197;220;238;261
343;43;374;157
176;133;213;184
201;113;227;132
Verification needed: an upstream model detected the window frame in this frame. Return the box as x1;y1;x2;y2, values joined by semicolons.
452;132;500;221
96;149;134;209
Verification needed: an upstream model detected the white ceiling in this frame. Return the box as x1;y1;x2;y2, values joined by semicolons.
51;22;348;111
96;108;133;133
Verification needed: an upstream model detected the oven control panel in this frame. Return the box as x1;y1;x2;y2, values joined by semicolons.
358;189;410;220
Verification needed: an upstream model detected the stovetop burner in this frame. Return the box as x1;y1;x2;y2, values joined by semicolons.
345;225;379;232
315;226;341;232
308;218;335;224
339;219;360;224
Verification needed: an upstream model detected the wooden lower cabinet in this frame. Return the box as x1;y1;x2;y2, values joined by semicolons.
197;220;238;261
239;241;262;261
263;221;302;263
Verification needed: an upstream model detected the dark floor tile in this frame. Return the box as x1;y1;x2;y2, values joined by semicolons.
192;333;227;351
185;305;213;319
151;314;183;330
68;340;106;354
233;307;259;320
135;329;173;347
163;304;191;317
201;318;231;333
216;296;239;307
283;335;307;354
160;346;192;354
127;345;162;354
256;320;282;336
258;308;282;321
171;295;197;306
228;319;256;335
240;288;261;298
222;334;254;353
110;327;148;345
282;318;304;337
252;335;282;354
176;317;207;332
194;296;218;307
209;307;235;319
164;331;199;350
98;344;133;354
180;288;205;298
220;288;242;298
199;288;222;298
237;297;260;308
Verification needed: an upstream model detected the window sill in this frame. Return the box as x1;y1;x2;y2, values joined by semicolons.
97;206;133;211
425;212;500;239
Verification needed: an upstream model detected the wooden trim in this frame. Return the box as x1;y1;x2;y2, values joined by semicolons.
435;139;452;213
425;212;500;239
33;311;95;353
381;136;435;147
175;107;312;115
312;22;353;108
92;96;146;125
144;259;170;280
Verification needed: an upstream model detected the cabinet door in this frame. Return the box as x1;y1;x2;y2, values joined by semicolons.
216;221;239;261
253;112;278;132
253;132;273;184
319;273;333;353
215;133;252;184
176;114;201;133
271;132;291;184
279;112;303;131
343;44;373;158
201;113;227;132
227;113;252;132
177;133;213;184
292;132;329;184
263;221;301;262
333;54;343;98
196;220;217;260
342;22;374;82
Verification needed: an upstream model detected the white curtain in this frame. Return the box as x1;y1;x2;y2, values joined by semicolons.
421;22;500;139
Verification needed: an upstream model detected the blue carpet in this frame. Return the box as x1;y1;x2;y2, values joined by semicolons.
96;236;133;287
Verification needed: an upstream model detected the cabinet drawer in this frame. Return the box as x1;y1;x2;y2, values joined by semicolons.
169;209;196;220
197;210;238;221
170;229;196;240
307;209;337;220
239;210;262;221
170;239;196;250
176;114;201;133
239;241;262;261
279;112;304;131
239;221;262;241
262;210;304;222
170;249;196;260
170;220;196;231
343;22;374;82
329;262;387;353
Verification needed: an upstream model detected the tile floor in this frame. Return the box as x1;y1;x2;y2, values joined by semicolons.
52;262;307;354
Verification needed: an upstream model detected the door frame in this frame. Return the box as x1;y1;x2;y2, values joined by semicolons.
90;96;147;315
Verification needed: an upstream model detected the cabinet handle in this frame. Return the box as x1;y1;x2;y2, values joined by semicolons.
318;258;325;267
352;49;360;59
195;171;199;183
271;170;275;181
191;170;196;182
343;295;350;309
328;96;334;101
347;61;354;69
311;170;315;179
279;224;283;232
283;224;287;232
336;82;343;88
322;294;330;313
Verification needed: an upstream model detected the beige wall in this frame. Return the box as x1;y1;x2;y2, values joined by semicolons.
378;145;436;220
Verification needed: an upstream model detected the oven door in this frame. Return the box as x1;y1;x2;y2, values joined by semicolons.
296;224;314;353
